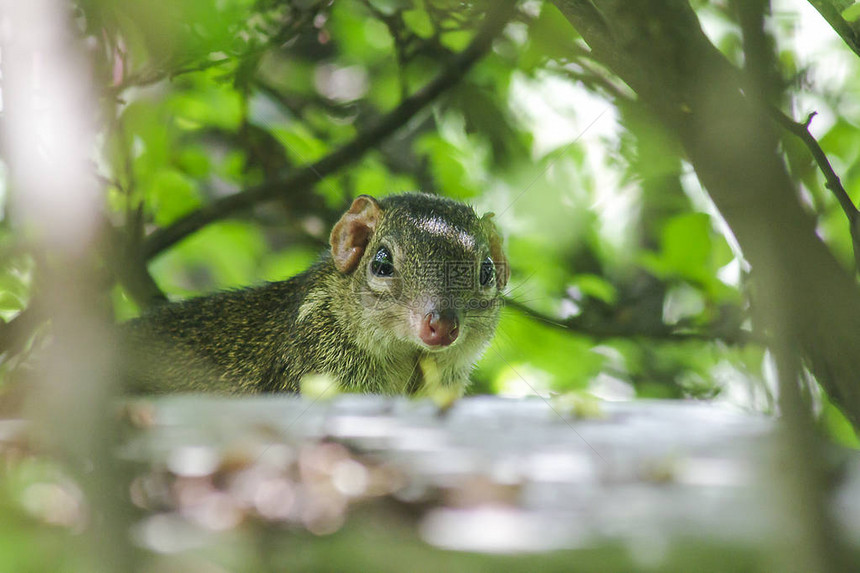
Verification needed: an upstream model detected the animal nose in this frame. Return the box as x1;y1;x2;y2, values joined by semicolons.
419;309;459;347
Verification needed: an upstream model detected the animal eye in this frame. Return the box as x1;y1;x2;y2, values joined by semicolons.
371;246;394;277
480;257;495;287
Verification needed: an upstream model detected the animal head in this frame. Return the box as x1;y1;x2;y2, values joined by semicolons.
330;192;508;354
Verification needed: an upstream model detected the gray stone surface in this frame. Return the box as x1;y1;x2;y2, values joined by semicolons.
124;394;841;557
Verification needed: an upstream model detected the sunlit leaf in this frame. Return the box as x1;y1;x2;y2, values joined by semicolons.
440;30;472;52
169;87;243;131
403;6;434;39
821;399;860;448
151;221;267;293
842;2;860;22
571;274;617;305
366;0;411;16
271;125;328;163
148;169;202;226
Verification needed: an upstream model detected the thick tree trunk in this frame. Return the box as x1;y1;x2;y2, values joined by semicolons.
553;0;860;428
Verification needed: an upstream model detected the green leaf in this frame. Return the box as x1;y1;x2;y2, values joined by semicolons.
403;7;434;39
174;146;212;178
522;3;578;69
0;270;29;304
363;18;395;51
330;1;396;60
367;72;401;109
484;309;606;393
148;169;202;226
112;285;141;321
642;213;714;285
440;30;472;52
169;86;243;131
0;292;23;313
220;149;249;182
821;399;860;448
415;133;477;199
120;100;171;182
662;215;711;276
271;125;328;163
572;274;618;305
151;221;267;294
353;159;389;197
450;83;531;166
366;0;411;16
843;2;860;22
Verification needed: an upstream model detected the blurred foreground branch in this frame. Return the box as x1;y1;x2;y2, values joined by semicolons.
1;0;137;570
735;2;849;570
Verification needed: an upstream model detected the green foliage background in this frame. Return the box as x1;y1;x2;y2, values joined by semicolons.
5;1;860;571
1;0;860;443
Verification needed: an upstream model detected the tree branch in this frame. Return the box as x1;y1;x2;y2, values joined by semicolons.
504;298;752;344
109;56;233;95
771;108;860;273
806;0;860;60
736;3;850;567
108;4;321;96
773;110;858;224
141;2;516;260
102;222;168;309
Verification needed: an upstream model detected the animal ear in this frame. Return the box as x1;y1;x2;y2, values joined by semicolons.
330;195;383;273
481;212;509;289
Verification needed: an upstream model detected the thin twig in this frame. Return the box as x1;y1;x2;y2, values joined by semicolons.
771;107;860;273
109;56;232;95
141;2;517;260
772;109;859;224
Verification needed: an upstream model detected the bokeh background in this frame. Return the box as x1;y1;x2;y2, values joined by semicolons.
2;1;860;569
5;1;853;422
